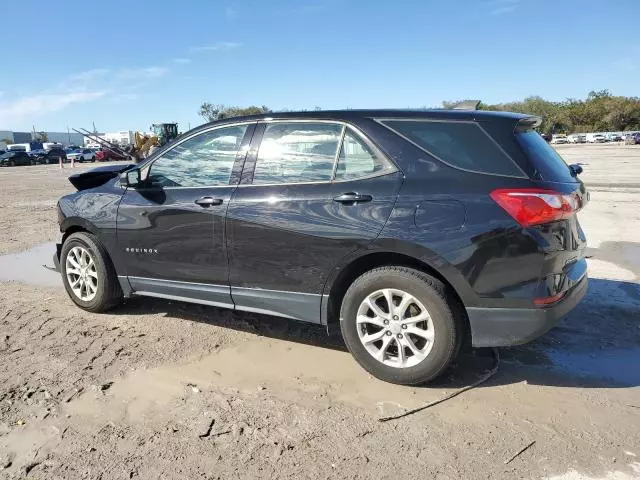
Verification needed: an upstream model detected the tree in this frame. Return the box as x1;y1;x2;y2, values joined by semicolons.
1;138;13;145
198;103;271;122
34;131;49;142
443;91;640;133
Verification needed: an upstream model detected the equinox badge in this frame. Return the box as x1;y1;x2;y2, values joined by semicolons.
125;248;158;254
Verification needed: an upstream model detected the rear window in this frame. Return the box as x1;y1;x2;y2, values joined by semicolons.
516;130;576;183
380;120;525;177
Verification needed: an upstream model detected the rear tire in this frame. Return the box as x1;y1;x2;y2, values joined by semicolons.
340;266;461;385
60;232;123;312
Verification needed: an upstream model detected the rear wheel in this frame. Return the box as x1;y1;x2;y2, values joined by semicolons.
8;160;15;167
61;232;123;312
340;266;461;385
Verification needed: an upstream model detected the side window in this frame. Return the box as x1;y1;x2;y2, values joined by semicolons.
148;125;248;187
380;120;524;177
335;129;395;181
252;122;342;184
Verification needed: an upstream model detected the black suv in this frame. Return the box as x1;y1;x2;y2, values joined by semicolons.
53;110;588;385
0;150;32;166
35;148;68;164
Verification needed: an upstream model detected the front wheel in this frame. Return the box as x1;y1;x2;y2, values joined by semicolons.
60;232;123;312
340;266;462;385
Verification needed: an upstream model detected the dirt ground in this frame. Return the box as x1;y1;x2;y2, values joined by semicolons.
0;146;639;479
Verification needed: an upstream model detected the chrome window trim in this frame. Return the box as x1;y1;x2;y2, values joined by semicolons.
374;117;529;179
139;121;257;188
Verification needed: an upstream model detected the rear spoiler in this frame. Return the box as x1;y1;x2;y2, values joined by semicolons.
451;100;481;110
515;116;542;131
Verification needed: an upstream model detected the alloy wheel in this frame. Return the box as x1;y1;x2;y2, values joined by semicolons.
356;288;435;368
65;246;98;301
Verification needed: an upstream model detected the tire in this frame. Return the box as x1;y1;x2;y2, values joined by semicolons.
9;160;15;167
92;156;96;162
60;232;123;312
340;266;461;385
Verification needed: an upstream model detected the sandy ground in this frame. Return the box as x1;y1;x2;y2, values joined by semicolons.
0;146;639;479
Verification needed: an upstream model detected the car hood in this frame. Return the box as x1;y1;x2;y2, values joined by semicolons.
68;163;135;191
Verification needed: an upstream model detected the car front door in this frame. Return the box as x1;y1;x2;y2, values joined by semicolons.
117;122;255;307
226;121;402;322
19;152;31;166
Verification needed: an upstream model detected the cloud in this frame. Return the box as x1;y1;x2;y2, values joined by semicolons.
225;6;237;19
0;91;106;124
190;42;242;52
172;58;191;64
486;0;521;15
115;66;169;79
113;93;140;101
69;68;111;82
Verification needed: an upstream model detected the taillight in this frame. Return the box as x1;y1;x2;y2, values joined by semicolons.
490;188;581;227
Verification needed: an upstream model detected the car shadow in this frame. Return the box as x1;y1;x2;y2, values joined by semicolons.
112;277;640;390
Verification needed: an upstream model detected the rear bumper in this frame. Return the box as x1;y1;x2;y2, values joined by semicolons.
467;275;588;347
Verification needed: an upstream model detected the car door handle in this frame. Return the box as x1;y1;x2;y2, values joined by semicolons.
333;192;372;204
194;197;224;207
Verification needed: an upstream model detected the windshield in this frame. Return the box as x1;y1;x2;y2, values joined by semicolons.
0;152;16;159
517;130;576;183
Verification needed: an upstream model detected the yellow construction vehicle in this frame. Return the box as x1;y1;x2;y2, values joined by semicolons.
132;123;179;161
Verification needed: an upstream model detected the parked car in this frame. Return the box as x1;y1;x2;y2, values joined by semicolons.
34;148;68;164
551;134;569;144
567;134;586;144
95;148;128;162
0;150;32;166
66;148;96;163
605;133;622;142
53;109;589;385
624;132;640;145
586;133;607;143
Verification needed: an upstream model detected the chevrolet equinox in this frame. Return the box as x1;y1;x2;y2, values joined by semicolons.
54;110;588;385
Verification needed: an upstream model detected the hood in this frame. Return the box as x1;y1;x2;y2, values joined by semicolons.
68;163;135;191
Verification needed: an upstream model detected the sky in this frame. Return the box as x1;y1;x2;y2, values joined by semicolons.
0;0;638;133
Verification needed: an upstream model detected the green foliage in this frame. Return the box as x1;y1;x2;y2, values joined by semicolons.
34;131;48;142
444;92;640;134
198;103;271;122
1;138;13;145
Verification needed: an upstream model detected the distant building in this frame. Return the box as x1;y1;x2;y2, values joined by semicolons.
13;132;32;143
83;131;135;147
0;130;84;147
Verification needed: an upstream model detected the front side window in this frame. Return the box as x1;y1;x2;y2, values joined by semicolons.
381;120;524;177
335;129;395;181
148;125;248;187
252;122;343;184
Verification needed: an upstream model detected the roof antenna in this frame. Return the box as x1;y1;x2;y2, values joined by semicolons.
451;100;481;110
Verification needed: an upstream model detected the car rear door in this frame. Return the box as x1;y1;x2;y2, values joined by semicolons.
226;120;402;322
117;122;255;307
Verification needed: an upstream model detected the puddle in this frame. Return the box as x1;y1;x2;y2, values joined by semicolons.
0;242;60;287
548;348;640;387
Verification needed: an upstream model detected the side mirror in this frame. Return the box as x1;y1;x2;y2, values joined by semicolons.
120;168;141;187
569;164;583;176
